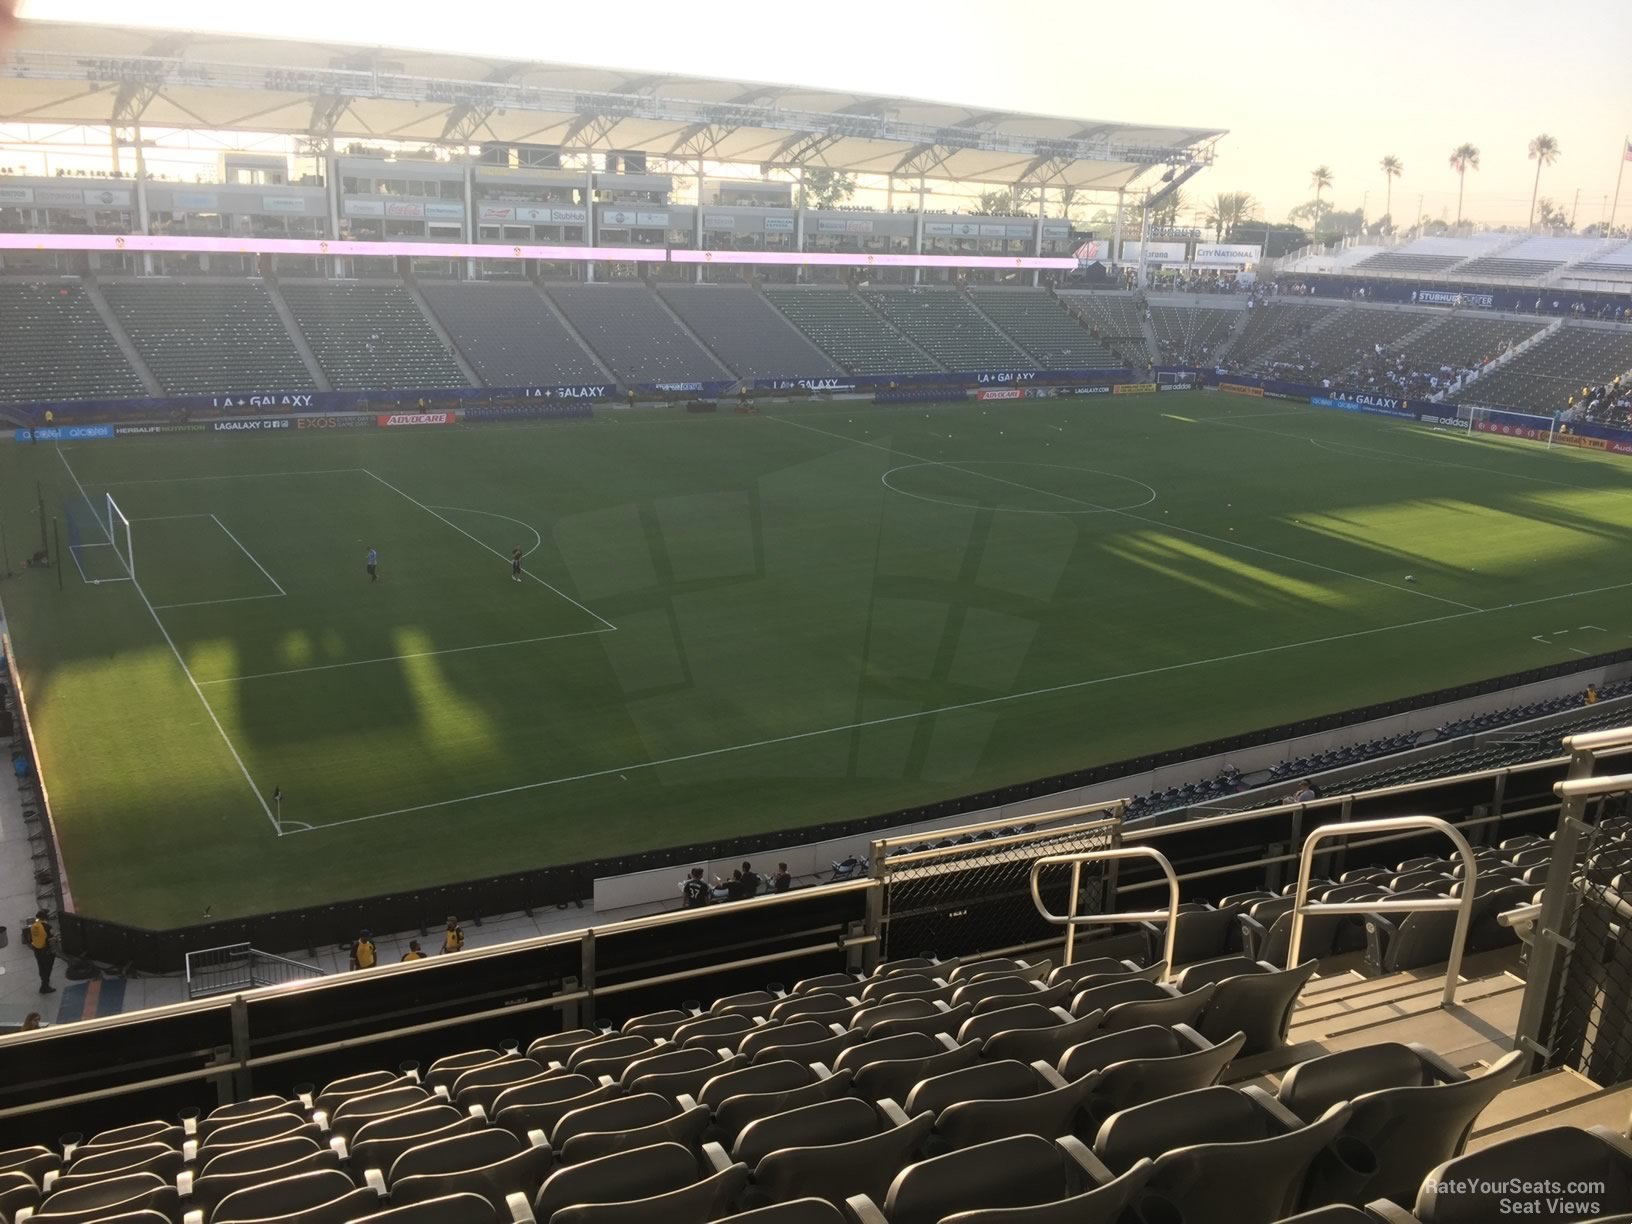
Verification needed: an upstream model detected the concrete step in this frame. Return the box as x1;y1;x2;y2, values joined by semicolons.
1468;1080;1632;1151
1470;1068;1604;1142
1316;978;1525;1069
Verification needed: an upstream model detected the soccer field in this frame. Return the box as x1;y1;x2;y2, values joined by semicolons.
4;392;1631;928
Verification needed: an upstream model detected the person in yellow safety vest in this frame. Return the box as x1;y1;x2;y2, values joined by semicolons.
442;916;465;955
350;929;377;971
400;940;427;962
28;910;55;994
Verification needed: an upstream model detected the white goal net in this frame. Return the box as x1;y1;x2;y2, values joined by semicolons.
1455;405;1557;449
106;493;134;580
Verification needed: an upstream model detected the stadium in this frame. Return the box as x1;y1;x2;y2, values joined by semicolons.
2;11;1632;1224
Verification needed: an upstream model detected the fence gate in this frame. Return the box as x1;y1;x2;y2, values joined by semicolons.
871;802;1122;963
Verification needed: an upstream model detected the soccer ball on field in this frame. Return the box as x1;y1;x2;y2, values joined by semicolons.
1404;575;1417;583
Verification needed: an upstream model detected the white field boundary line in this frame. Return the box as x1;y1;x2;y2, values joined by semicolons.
153;593;286;612
102;468;368;487
280;574;1632;836
773;413;1482;613
55;447;282;836
361;468;616;632
196;626;613;686
1195;412;1595;493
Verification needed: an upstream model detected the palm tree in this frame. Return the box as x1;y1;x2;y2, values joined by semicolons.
1379;155;1403;227
1205;191;1257;241
1527;134;1560;229
1449;144;1480;226
1310;166;1333;205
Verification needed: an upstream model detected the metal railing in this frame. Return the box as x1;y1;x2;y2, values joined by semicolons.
1029;846;1179;979
1287;816;1478;1008
184;943;326;1000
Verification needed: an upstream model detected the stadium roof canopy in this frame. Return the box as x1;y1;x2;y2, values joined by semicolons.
0;21;1225;193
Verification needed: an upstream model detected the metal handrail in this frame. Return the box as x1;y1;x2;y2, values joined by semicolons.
1287;815;1477;1008
1029;847;1179;977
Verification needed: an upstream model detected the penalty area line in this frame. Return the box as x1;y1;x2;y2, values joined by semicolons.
55;447;283;837
197;625;615;685
280;575;1632;837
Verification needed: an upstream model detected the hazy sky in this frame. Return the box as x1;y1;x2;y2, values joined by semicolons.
15;0;1632;228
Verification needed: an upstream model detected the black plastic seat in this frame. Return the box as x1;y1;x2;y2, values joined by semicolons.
937;1159;1156;1224
212;1169;378;1224
1178;957;1318;1057
1142;904;1244;965
1294;1050;1526;1207
733;1098;883;1167
388;1128;552;1211
1099;1088;1354;1224
351;1107;480;1177
698;1061;815;1111
1045;959;1161;990
713;1071;856;1145
549;1160;750;1224
26;1172;181;1224
533;1141;699;1221
351;1192;497;1224
1365;909;1460;974
749;1109;934;1208
867;1004;975;1041
864;1134;1115;1224
982;1011;1104;1064
1101;983;1216;1033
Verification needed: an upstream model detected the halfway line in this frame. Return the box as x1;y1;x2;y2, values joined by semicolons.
772;413;1481;613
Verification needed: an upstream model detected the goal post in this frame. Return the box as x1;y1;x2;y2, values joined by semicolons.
106;493;134;580
1456;404;1558;449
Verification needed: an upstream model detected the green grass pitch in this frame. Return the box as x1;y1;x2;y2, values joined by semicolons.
3;391;1630;928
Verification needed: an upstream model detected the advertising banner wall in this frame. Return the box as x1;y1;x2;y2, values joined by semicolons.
377;412;456;427
1114;383;1158;395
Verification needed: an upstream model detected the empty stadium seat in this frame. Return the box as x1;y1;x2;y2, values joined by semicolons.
547;285;730;384
1177;957;1318;1057
849;1135;1152;1224
1284;1047;1525;1207
103;282;311;394
659;286;841;379
279;283;467;390
763;289;939;374
420;283;606;386
1095;1086;1354;1224
0;282;146;403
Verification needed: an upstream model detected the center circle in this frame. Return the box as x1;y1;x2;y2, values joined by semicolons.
881;461;1158;516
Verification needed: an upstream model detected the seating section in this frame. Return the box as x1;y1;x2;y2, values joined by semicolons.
280;283;469;390
102;282;312;395
1450;257;1564;280
1226;303;1338;370
1401;315;1546;375
0;281;146;403
968;290;1116;369
419;284;606;387
1259;307;1428;383
1453;325;1632;413
858;290;1030;372
1149;306;1237;365
1351;251;1464;274
1059;294;1143;344
9;932;1607;1224
763;289;940;374
658;287;842;380
547;285;732;385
